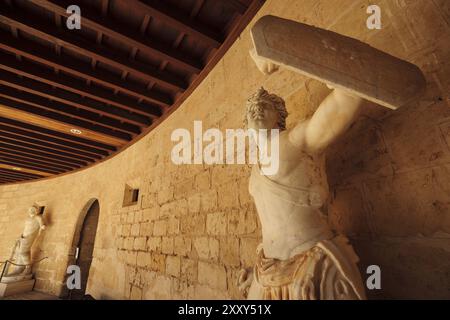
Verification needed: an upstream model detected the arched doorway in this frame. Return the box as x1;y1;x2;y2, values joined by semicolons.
67;199;100;299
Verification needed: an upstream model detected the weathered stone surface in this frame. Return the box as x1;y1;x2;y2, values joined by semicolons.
161;237;174;255
206;212;228;236
0;0;448;300
180;258;197;282
134;237;147;251
251;15;426;109
219;237;240;267
174;236;192;256
147;237;161;252
137;252;151;267
0;279;35;298
166;256;181;277
153;219;167;237
198;261;227;291
193;237;219;261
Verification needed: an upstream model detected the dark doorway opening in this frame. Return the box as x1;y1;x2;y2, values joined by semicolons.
69;199;100;300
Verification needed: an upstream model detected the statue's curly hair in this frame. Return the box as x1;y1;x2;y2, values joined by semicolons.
31;203;43;215
243;87;288;130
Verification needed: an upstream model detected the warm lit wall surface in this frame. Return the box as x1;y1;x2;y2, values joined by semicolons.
0;0;449;299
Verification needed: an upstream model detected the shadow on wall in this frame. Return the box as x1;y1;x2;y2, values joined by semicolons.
326;95;450;299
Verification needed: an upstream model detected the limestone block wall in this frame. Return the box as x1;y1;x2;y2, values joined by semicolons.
0;0;449;299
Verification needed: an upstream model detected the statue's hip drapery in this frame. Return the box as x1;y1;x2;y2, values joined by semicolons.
248;235;367;300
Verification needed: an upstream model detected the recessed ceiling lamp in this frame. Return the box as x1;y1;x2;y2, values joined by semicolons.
70;128;82;135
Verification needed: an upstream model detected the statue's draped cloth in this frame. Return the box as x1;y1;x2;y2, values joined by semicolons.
249;163;366;300
253;236;366;300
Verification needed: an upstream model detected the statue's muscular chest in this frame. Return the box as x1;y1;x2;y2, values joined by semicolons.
23;218;40;236
262;135;328;189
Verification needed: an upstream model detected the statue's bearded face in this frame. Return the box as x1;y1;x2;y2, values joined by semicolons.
246;101;279;131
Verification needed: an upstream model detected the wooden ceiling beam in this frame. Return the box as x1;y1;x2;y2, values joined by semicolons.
0;170;41;179
0;168;44;179
0;123;109;157
101;0;109;16
226;0;248;15
0;9;188;92
0;180;17;185
0;102;127;146
0;157;63;174
0;147;85;170
0;152;76;172
0;172;26;180
0;30;172;108
0;95;133;142
28;0;203;74
0;116;115;153
0;0;265;184
0;142;91;167
0;174;39;183
0;133;98;164
0;175;20;183
0;51;162;119
0;81;142;135
0;84;142;136
0;125;107;159
131;0;222;47
0;176;32;184
190;0;206;19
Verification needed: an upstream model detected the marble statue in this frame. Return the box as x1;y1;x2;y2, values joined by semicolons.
4;204;46;277
239;86;366;300
237;15;425;300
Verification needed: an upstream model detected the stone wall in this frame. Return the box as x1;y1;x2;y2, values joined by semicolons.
0;0;449;299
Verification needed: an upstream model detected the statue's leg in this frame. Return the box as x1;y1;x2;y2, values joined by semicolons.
247;278;265;300
6;255;24;276
22;252;32;274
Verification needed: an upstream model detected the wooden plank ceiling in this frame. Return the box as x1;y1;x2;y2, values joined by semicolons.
0;0;265;184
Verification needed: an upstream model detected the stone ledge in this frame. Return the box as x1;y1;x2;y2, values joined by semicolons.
0;279;35;298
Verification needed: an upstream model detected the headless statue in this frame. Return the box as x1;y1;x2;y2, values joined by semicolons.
237;15;425;301
5;204;46;277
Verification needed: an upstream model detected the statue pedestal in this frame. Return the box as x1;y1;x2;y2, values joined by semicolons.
0;277;35;298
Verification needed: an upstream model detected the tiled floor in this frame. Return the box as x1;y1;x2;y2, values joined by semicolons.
1;291;59;300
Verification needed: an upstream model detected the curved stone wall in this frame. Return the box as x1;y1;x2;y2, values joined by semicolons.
0;0;449;299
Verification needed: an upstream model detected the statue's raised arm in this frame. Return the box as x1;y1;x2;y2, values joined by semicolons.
239;15;426;300
289;87;364;153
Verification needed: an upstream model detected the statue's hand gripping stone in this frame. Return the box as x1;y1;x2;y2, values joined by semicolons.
238;16;426;300
250;15;426;110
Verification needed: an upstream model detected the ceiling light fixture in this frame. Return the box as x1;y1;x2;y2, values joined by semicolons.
70;129;82;135
12;167;22;171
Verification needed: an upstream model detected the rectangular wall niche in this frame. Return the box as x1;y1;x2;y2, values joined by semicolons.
38;206;45;215
122;184;140;207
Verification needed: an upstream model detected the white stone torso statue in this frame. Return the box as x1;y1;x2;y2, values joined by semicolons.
237;13;424;300
239;86;367;300
4;205;46;277
249;133;331;260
